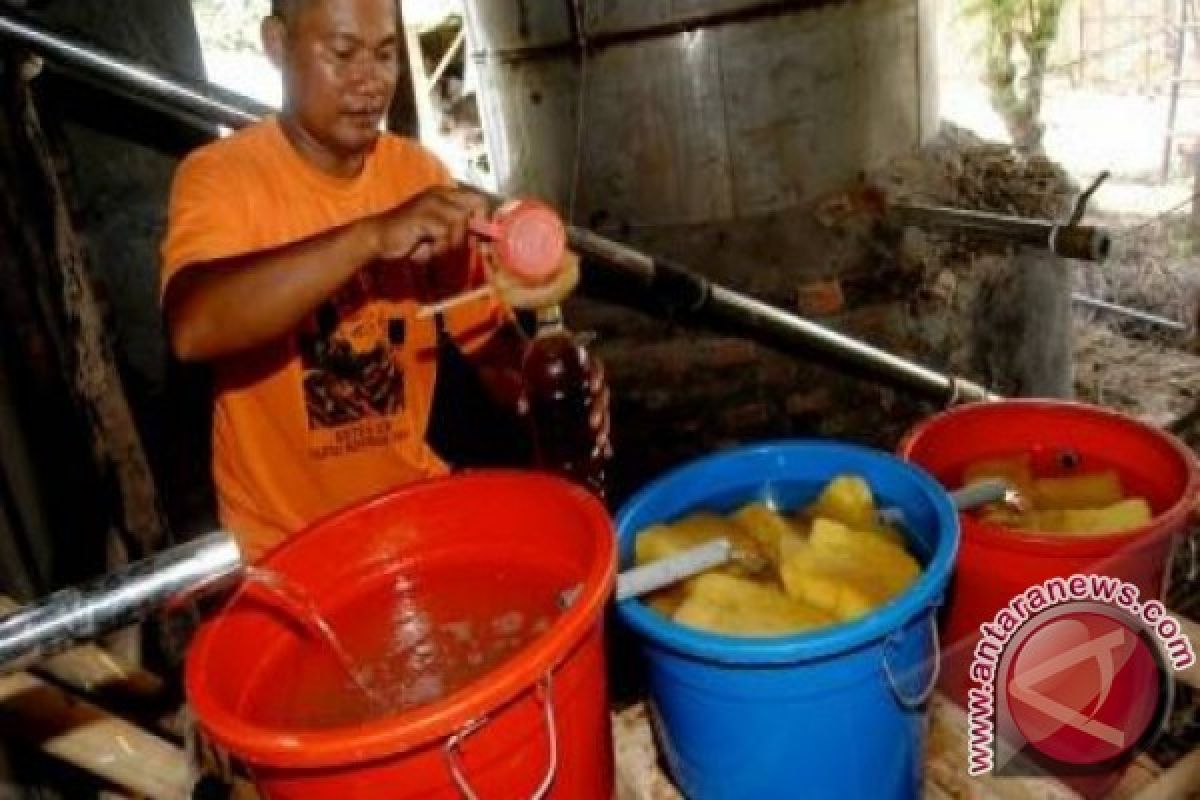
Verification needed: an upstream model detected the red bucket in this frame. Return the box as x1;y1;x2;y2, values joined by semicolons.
185;472;616;800
898;400;1198;706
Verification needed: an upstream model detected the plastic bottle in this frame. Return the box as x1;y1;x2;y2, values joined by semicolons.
521;305;607;500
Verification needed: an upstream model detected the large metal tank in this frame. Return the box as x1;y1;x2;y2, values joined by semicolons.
465;0;938;280
464;0;1070;499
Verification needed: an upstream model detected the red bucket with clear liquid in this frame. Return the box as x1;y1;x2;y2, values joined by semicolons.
185;472;616;800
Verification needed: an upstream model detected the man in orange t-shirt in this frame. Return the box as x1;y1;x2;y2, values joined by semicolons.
162;0;603;560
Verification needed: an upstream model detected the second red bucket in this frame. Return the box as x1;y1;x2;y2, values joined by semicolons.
898;399;1198;705
186;472;616;800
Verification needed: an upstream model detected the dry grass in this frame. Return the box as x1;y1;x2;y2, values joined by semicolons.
1073;205;1200;427
1073;319;1200;426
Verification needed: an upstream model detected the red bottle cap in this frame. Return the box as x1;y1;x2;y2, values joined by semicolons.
470;198;566;284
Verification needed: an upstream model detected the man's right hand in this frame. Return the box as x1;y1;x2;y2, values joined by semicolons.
370;187;489;264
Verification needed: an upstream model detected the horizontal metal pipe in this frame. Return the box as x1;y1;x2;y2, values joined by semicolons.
1071;293;1188;332
0;8;998;406
706;285;998;403
0;532;243;675
566;227;997;404
567;225;656;284
0;9;267;130
892;203;1112;262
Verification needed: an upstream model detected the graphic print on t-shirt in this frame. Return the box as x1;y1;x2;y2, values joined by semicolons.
298;274;406;432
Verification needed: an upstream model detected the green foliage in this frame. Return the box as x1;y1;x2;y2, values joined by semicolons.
963;0;1067;155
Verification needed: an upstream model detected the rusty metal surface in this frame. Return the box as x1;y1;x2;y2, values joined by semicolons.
893;203;1113;263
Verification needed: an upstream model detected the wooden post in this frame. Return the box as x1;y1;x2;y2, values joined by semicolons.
3;56;167;576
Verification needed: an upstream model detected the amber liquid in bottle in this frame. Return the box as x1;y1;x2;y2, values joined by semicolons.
522;306;607;499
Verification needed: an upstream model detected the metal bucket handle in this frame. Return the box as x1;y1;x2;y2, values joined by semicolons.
1184;528;1199;584
882;608;941;709
444;673;558;800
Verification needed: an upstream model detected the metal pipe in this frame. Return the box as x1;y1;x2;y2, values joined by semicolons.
0;7;998;406
0;532;243;675
705;285;997;403
567;227;998;404
0;9;267;131
1071;293;1188;332
892;202;1112;263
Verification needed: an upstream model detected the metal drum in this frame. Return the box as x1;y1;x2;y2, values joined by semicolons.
465;0;938;240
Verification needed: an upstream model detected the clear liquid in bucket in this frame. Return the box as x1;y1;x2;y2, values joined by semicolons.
243;561;560;730
241;568;386;710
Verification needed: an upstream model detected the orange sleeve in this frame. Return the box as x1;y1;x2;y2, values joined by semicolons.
160;149;257;299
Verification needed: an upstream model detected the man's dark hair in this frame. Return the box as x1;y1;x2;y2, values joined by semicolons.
271;0;398;26
270;0;303;23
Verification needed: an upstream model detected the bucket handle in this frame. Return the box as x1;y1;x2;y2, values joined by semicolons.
882;610;941;709
1186;528;1199;584
444;674;558;800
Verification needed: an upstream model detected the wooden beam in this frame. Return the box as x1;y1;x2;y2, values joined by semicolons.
428;28;466;90
1128;747;1200;800
0;597;162;700
0;671;191;800
11;56;166;561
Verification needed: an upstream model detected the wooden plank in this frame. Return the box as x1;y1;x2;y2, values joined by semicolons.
1108;757;1163;800
11;59;166;560
925;695;1083;800
0;671;190;800
1128;748;1200;800
0;596;162;700
611;696;1089;800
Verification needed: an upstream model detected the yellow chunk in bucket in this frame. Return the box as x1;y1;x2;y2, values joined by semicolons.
1023;497;1154;535
673;573;832;636
780;518;921;622
808;475;879;531
635;512;766;578
731;502;805;566
1032;470;1124;511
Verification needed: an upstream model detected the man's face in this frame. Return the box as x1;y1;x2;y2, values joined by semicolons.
275;0;400;157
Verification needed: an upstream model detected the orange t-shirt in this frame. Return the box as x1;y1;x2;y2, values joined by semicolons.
161;118;501;561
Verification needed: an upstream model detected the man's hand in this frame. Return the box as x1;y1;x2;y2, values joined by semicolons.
371;187;489;264
166;186;489;364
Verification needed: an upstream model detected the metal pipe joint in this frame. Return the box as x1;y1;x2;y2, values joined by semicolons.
0;532;243;675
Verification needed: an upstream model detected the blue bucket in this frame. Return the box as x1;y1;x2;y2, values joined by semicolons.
615;441;960;800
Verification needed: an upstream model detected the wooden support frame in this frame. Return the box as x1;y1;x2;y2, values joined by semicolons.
0;670;191;800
